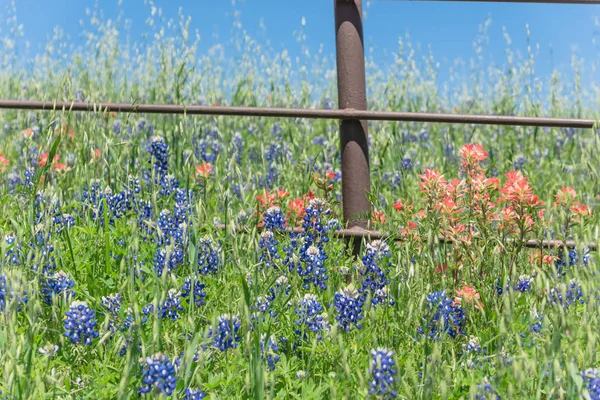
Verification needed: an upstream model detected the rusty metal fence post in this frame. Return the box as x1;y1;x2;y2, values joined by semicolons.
335;0;371;256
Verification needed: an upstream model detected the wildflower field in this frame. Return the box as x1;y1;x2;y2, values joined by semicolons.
1;3;600;400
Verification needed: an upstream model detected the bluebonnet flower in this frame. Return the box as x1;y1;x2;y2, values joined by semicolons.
153;246;185;277
263;206;287;231
417;291;466;340
295;294;326;338
23;167;35;188
495;277;510;295
259;230;280;268
160;289;185;320
184;388;207;399
267;275;291;301
261;334;281;371
513;155;526;170
475;377;500;400
547;280;584;309
159;174;179;196
63;301;99;345
286;199;334;290
74;89;85;102
232;132;244;164
368;348;397;398
463;336;482;354
195;127;220;163
121;307;134;331
257;164;279;189
333;284;365;332
52;213;75;233
255;296;271;314
554;247;592;276
101;293;122;320
112;120;121;134
312;136;326;145
0;273;29;312
3;233;21;266
460;336;490;369
513;275;533;293
0;275;6;312
298;244;328;290
81;180;135;225
581;368;600;400
139;353;177;396
147;136;170;177
207;314;242;351
38;344;59;357
359;240;394;306
41;270;75;304
197;237;221;275
181;276;207;307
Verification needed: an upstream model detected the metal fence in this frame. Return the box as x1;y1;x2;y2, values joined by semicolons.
0;0;598;252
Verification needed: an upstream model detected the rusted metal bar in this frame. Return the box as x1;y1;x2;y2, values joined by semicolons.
0;100;595;128
215;224;597;251
335;0;371;258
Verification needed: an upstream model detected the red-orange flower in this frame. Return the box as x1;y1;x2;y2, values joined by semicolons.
530;252;556;266
22;128;34;139
453;285;484;310
459;143;488;164
288;198;306;216
571;202;591;217
91;148;101;161
554;187;577;207
195;163;213;179
499;170;544;207
38;153;60;167
371;210;387;224
257;190;277;207
53;162;69;172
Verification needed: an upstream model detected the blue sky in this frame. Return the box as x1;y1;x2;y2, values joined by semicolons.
2;0;600;86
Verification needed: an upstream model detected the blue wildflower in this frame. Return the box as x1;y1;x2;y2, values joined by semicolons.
359;240;394;306
263;206;287;231
513;275;533;293
581;368;600;400
63;301;99;345
197;237;221;275
417;291;466;340
369;348;397;399
181;276;206;308
147;136;169;177
139;353;177;396
261;334;281;371
475;377;500;400
160;289;184;320
184;388;207;400
295;294;326;338
547;280;584;309
41;270;75;304
207;314;242;351
259;230;280;268
333;284;364;332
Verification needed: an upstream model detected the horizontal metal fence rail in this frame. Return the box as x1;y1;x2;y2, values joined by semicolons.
215;225;597;251
0;100;596;129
